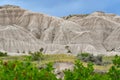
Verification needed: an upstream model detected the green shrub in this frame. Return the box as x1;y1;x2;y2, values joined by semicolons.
64;60;94;80
63;59;112;80
108;55;120;80
77;53;103;65
112;55;120;67
29;51;44;61
39;48;44;52
0;51;7;57
0;59;58;80
0;55;120;80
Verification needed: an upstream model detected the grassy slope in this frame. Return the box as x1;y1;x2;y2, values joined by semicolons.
0;54;114;71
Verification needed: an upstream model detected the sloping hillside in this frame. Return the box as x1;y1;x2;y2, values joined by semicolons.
0;5;120;55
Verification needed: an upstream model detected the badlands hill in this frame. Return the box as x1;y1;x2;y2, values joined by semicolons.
0;5;120;55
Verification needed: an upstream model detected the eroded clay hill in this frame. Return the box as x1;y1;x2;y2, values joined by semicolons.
0;5;120;55
63;11;120;54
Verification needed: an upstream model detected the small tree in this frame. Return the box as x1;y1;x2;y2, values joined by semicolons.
64;60;94;80
108;55;120;80
29;51;44;61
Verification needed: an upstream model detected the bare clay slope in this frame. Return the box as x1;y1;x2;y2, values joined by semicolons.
0;5;98;54
0;25;44;52
64;11;120;54
1;5;120;55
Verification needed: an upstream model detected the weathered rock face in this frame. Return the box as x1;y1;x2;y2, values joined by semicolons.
63;11;120;54
77;16;119;52
0;25;44;52
0;5;91;54
0;5;120;55
104;27;120;51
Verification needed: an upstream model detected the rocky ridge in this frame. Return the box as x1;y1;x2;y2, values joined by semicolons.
0;5;120;55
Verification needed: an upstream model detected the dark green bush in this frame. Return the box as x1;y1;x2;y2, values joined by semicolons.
29;51;44;61
39;48;44;52
77;53;103;65
29;48;45;61
0;51;7;57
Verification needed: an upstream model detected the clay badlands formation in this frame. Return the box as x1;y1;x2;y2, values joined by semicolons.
0;5;120;55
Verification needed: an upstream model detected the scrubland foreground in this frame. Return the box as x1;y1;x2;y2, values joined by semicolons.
0;51;120;80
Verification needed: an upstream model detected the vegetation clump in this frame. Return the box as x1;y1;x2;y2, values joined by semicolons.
0;51;7;57
107;55;120;80
77;53;103;65
0;54;119;80
65;46;72;54
64;55;120;80
0;59;58;80
63;14;89;19
29;48;44;61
